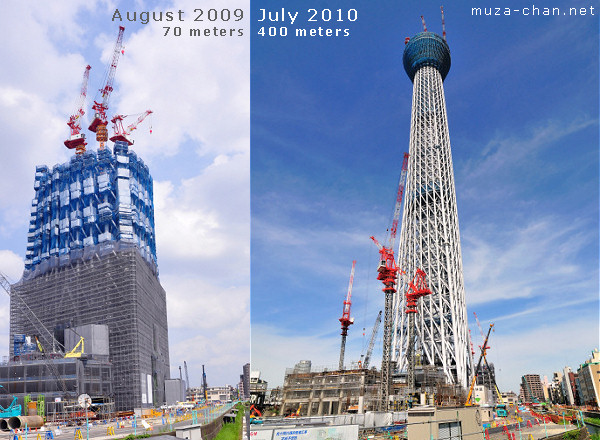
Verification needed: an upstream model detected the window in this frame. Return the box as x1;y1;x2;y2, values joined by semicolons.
438;421;462;440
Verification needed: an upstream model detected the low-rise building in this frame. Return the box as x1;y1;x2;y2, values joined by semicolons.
249;371;268;406
577;349;600;408
280;365;379;416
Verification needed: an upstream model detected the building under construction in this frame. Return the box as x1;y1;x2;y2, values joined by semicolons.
279;363;380;416
9;141;170;411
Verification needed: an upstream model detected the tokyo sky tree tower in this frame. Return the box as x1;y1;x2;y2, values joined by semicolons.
392;31;471;389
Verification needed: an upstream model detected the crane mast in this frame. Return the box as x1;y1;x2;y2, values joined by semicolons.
370;151;409;410
389;153;410;252
89;25;125;150
363;310;382;369
338;260;356;370
64;65;91;155
202;365;208;401
405;269;432;392
184;360;190;393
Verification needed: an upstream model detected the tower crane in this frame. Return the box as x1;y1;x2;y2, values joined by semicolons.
110;110;153;145
89;26;125;151
370;151;409;410
338;260;356;370
202;365;208;401
362;310;382;369
184;360;190;392
405;269;432;391
64;65;91;154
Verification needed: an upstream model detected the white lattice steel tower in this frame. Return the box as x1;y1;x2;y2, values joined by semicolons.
392;31;471;388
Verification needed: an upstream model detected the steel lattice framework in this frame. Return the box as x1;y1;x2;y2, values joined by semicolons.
392;32;471;389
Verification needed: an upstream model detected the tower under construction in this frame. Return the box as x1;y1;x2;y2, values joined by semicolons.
10;141;170;411
393;30;471;389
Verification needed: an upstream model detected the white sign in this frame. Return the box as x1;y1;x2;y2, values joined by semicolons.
251;425;359;440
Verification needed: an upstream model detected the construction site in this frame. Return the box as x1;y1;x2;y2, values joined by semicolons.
0;25;174;425
250;13;553;440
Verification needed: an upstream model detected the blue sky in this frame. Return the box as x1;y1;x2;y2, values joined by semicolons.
251;0;599;393
0;0;249;388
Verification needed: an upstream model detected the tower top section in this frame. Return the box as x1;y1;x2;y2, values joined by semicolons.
403;32;451;82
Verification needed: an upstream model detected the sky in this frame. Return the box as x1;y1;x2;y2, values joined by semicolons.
0;0;249;388
251;0;599;394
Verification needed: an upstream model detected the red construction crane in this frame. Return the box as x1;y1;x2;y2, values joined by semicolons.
369;151;409;410
405;269;432;313
338;260;356;370
110;110;153;145
64;65;91;155
89;26;125;150
405;269;432;391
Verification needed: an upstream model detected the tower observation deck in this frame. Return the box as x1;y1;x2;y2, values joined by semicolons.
393;31;471;389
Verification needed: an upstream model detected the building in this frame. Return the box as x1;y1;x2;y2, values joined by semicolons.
561;366;580;406
521;374;544;402
577;349;600;408
500;391;518;407
549;372;565;404
279;365;380;416
407;406;487;440
249;370;268;407
239;363;250;400
10;143;170;411
475;362;496;391
394;30;471;391
207;385;235;402
165;379;186;405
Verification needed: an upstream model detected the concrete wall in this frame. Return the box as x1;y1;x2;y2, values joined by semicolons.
407;406;485;440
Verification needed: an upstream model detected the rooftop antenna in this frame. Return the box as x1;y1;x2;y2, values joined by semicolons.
441;6;447;40
420;15;427;32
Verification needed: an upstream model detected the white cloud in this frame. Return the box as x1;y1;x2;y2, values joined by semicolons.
251;324;342;388
462;215;596;305
485;317;599;393
108;0;249;160
0;251;24;282
165;275;249;387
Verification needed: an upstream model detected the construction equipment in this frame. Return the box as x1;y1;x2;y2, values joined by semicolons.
110;110;153;145
465;323;493;406
370;152;409;410
64;65;92;154
473;312;490;351
202;365;208;401
64;337;85;358
405;269;432;391
0;386;21;418
362;310;382;369
371;235;399;411
0;272;70;396
473;312;505;409
88;26;125;150
338;260;356;370
184;361;190;392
